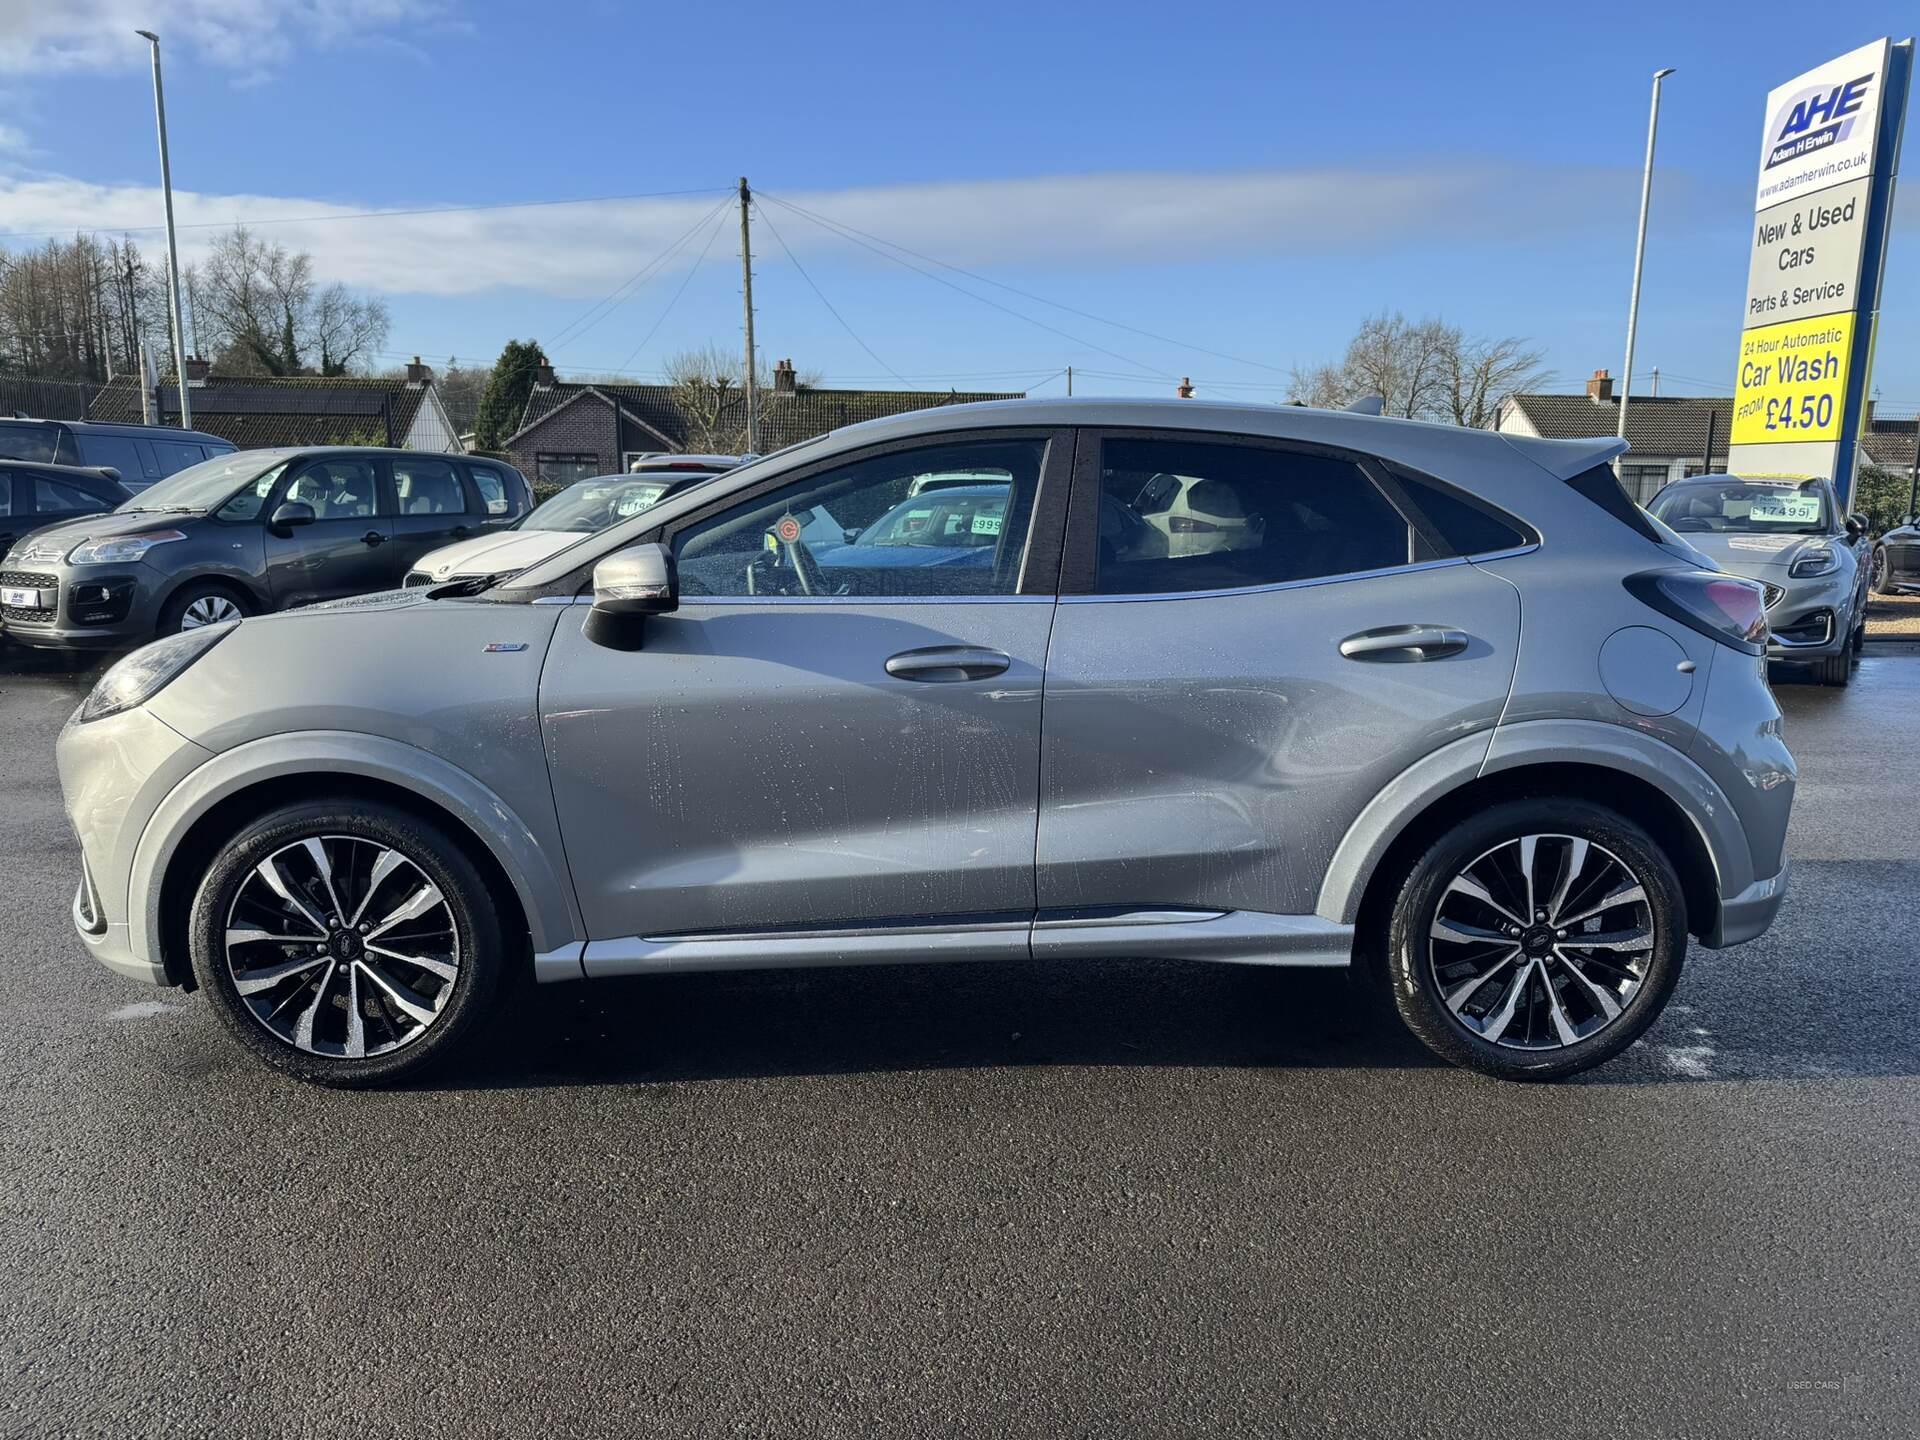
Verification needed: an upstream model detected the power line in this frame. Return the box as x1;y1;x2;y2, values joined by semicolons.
613;206;731;373
546;195;732;352
755;191;1170;379
0;187;732;243
752;200;905;384
758;189;1288;377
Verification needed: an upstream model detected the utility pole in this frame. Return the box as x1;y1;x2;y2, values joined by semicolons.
135;30;191;430
1066;365;1072;397
1908;413;1919;520
738;176;758;455
1617;66;1675;468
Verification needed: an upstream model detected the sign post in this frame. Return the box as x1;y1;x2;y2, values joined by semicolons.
1727;37;1913;505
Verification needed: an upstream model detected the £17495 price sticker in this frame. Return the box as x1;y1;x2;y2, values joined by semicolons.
1731;312;1852;445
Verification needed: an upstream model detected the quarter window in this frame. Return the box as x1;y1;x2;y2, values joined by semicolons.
674;439;1045;599
1091;437;1413;596
466;464;512;515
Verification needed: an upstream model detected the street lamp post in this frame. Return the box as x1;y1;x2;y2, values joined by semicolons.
1617;67;1675;464
135;29;192;430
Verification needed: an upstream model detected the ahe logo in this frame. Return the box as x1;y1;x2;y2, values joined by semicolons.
1765;72;1874;170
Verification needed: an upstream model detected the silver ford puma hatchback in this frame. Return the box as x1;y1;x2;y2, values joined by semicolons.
56;400;1794;1086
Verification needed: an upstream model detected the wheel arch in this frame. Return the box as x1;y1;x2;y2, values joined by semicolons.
154;569;269;628
1320;727;1738;952
135;732;580;988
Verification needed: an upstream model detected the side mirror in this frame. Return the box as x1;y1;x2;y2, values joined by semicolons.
1845;514;1868;539
583;542;677;651
269;500;316;532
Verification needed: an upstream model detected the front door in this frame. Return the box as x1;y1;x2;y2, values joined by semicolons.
539;431;1069;966
1037;429;1522;930
262;455;396;609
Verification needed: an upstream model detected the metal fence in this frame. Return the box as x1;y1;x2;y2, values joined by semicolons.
0;375;97;421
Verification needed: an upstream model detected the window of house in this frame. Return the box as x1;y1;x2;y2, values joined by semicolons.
673;438;1044;599
1091;437;1414;596
1618;463;1671;504
537;453;604;490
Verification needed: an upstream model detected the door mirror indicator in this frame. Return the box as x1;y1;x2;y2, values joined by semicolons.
269;500;316;532
584;542;677;651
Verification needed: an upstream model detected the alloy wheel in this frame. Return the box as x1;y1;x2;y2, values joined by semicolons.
223;834;461;1058
180;593;242;629
1428;833;1653;1051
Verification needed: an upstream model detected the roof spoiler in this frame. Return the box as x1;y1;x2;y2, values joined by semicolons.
1499;433;1628;481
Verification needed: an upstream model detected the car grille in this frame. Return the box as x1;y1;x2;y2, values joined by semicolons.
1761;582;1785;609
0;569;58;624
403;570;433;588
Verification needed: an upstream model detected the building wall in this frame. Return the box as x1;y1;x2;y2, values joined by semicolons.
505;396;618;491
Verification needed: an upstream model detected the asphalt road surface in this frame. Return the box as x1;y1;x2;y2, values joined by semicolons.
2;642;1915;1439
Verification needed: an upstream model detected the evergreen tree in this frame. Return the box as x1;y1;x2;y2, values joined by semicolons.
472;339;547;451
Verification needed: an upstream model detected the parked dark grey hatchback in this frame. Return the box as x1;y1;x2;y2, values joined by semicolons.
1;446;530;648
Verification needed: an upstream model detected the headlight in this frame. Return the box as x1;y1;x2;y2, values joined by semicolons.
66;530;188;566
1788;547;1838;579
78;623;233;723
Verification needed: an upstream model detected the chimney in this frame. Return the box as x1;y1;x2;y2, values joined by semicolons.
773;357;797;394
182;356;210;386
1176;377;1195;399
404;355;432;388
533;358;555;386
1586;368;1614;403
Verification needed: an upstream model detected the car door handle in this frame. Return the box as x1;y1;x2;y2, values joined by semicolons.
1338;625;1471;662
885;645;1012;682
361;530;386;547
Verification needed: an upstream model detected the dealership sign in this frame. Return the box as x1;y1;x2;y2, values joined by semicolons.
1728;37;1912;499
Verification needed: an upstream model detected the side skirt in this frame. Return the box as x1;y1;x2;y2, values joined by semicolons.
573;908;1354;979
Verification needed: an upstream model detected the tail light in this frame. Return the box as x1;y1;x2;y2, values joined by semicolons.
1168;515;1222;533
1624;570;1768;655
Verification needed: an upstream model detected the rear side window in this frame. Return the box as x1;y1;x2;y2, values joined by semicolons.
465;463;512;515
1565;462;1666;546
0;423;58;463
75;434;144;481
391;457;466;515
1092;437;1413;595
151;439;207;475
1384;467;1530;559
38;478;111;515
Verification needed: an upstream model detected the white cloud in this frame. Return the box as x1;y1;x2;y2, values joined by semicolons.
0;165;1665;302
0;0;445;74
0;123;26;152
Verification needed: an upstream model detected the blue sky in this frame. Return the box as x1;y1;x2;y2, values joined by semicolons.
1;0;1916;408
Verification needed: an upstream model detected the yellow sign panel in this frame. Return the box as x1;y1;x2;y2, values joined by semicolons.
1730;311;1854;446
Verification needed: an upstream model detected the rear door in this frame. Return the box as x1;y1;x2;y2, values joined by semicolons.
262;455;396;607
0;470;22;557
1036;428;1523;930
388;454;479;575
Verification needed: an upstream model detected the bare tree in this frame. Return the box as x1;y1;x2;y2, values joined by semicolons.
197;226;388;376
664;344;768;453
1291;312;1549;426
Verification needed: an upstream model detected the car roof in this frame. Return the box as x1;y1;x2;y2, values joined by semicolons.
0;416;235;446
824;397;1627;482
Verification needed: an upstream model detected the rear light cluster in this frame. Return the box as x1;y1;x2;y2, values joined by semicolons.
1625;570;1769;655
1167;515;1223;534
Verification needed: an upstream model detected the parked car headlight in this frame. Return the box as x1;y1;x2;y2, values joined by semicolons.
78;623;234;724
66;530;188;566
1788;547;1839;579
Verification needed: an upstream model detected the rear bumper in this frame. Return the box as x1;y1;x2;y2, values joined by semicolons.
1700;864;1788;949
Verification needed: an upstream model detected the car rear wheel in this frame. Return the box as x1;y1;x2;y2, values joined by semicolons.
1385;799;1686;1081
160;581;250;636
1870;547;1893;595
189;801;506;1086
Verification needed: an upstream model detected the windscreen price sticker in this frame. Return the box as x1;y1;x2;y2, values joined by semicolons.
1730;310;1853;445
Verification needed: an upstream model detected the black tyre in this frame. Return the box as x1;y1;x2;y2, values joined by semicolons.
189;800;506;1086
1385;798;1686;1081
1814;650;1852;687
158;580;251;636
1869;547;1893;595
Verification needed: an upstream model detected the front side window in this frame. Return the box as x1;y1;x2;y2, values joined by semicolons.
285;459;378;520
391;457;466;515
1649;478;1830;535
1091;437;1413;596
674;438;1044;599
37;479;110;515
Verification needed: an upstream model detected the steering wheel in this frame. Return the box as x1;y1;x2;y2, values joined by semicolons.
783;535;826;596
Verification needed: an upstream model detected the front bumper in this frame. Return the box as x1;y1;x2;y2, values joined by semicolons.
1;563;165;649
1762;572;1855;662
57;702;216;986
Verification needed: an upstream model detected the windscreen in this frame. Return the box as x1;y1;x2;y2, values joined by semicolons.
1649;479;1829;535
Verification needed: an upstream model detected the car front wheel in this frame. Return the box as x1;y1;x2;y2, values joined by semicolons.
1870;547;1892;595
1385;799;1686;1081
189;801;506;1086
